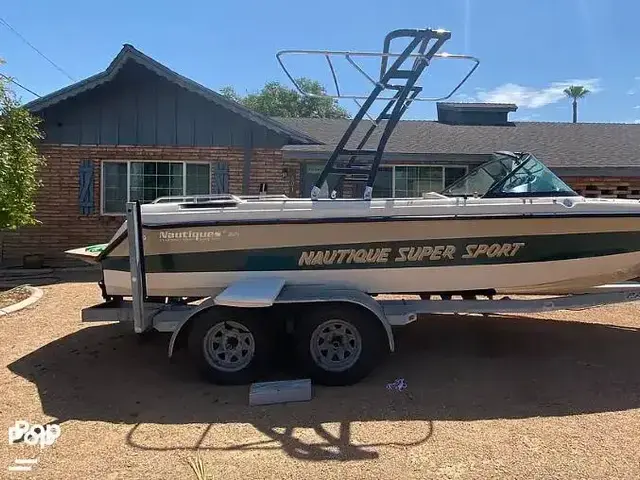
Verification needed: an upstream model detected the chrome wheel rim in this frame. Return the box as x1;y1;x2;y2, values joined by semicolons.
310;319;362;372
202;320;255;372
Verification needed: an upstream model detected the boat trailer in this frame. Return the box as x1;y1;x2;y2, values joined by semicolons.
81;201;640;386
81;28;640;386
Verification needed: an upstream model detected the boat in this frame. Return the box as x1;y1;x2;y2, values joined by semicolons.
66;150;640;299
65;28;640;300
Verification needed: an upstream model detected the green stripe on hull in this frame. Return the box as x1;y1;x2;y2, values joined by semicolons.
101;231;640;274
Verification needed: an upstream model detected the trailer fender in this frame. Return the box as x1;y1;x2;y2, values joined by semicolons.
274;285;395;353
168;278;287;357
168;297;217;358
168;285;396;357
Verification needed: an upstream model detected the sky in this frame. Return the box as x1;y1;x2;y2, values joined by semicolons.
1;0;640;123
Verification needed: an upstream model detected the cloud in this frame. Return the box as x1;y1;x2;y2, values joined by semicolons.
450;92;476;103
634;105;640;109
473;78;601;109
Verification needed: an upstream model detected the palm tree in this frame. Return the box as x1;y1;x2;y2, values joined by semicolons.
563;85;590;123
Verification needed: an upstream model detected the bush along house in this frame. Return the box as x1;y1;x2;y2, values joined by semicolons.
4;44;640;267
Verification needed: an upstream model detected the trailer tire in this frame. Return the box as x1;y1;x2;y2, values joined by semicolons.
187;307;272;385
293;303;388;386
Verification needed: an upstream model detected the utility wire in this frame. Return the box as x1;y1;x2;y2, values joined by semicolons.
0;16;75;82
0;72;41;98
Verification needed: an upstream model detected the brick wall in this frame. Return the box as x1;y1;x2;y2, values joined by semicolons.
0;144;297;266
562;176;640;199
249;149;301;197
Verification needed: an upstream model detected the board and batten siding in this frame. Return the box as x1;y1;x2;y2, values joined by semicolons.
37;59;289;149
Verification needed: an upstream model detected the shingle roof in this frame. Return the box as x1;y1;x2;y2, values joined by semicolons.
23;45;320;145
275;117;640;168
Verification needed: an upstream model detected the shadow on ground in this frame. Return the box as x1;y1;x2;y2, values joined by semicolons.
7;313;640;460
0;267;101;288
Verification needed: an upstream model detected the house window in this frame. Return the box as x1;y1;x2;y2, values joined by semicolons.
301;163;342;197
372;167;393;198
394;166;443;198
101;161;212;214
444;166;468;188
301;163;468;199
371;165;468;198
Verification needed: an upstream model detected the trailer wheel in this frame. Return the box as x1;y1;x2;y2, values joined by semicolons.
293;304;388;386
187;308;272;385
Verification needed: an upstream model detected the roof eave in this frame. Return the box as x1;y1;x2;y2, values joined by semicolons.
23;46;132;113
282;148;495;161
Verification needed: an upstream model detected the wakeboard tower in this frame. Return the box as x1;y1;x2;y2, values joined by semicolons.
276;27;479;200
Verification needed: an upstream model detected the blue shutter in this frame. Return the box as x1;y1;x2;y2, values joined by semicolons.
78;160;95;215
211;161;229;194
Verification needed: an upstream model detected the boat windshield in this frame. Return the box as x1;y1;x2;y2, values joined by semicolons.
440;152;579;198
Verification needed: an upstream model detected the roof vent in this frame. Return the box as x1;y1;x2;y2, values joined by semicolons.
436;102;517;126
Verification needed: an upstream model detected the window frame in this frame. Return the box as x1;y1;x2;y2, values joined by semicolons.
302;162;470;199
389;164;469;198
100;159;213;216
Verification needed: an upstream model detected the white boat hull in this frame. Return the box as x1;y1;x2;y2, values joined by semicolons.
102;250;640;298
67;194;640;299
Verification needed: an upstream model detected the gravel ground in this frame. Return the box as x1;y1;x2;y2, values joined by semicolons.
0;286;32;310
1;276;639;479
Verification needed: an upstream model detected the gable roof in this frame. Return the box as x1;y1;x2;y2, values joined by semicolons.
23;44;320;144
275;117;640;169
